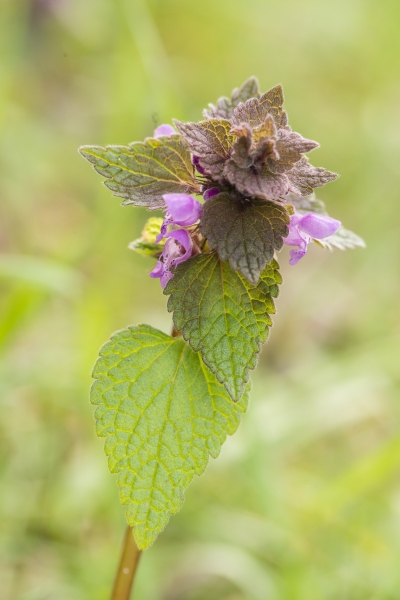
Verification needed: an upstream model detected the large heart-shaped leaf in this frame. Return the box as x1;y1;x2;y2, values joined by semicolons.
91;325;248;550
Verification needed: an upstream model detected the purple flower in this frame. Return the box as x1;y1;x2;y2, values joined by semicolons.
192;154;206;175
153;124;175;138
150;193;202;287
203;187;220;201
150;229;192;288
156;193;202;242
283;212;341;265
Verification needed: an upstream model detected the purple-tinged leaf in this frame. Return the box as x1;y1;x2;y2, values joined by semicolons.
252;113;278;144
232;84;288;130
287;158;338;196
201;192;289;284
268;130;319;174
204;76;260;120
204;96;233;120
223;160;290;200
230;123;253;168
231;76;260;107
174;119;234;179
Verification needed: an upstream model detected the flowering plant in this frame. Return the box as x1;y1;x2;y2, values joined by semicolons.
80;77;364;558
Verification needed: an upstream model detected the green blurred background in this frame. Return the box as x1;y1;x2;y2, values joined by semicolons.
1;0;400;598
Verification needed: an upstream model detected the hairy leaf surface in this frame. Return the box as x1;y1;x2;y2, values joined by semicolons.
316;226;366;251
231;76;260;107
79;135;199;209
287;158;338;196
268;130;319;174
201;193;289;283
165;254;281;401
204;76;260;120
232;84;288;130
223;161;290;200
174;119;234;179
91;325;247;550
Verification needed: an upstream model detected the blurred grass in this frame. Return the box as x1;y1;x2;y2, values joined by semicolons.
1;0;400;598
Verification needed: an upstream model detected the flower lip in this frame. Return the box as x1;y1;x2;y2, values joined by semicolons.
283;212;341;265
288;248;307;265
150;229;193;288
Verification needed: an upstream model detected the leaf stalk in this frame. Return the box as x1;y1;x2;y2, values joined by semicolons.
110;526;141;600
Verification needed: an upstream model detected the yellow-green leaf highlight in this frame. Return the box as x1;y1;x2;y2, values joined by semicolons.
165;254;281;402
91;325;248;550
79;135;200;209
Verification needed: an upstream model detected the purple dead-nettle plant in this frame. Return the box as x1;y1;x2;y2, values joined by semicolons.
80;77;364;597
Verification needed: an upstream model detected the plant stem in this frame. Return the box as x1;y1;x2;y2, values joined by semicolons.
110;526;141;600
110;325;180;600
171;325;182;338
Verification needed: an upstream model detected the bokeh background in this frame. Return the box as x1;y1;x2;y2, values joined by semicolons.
1;0;400;598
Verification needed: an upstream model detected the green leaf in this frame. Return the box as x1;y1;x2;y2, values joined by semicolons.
91;325;248;550
201;192;289;284
165;253;281;401
316;226;366;251
174;119;234;179
286;191;327;215
128;217;165;257
204;76;261;120
79;135;200;209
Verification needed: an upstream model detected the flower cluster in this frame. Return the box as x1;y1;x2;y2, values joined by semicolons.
149;192;202;288
144;108;340;286
176;83;338;202
114;78;362;288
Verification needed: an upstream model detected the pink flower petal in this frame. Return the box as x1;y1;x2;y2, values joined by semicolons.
149;260;164;278
151;229;193;289
192;155;206;175
153;124;175;138
164;229;193;265
298;213;341;239
289;248;307;265
162;193;202;227
203;187;220;201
